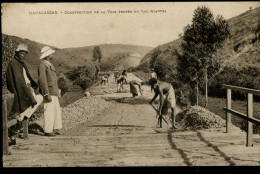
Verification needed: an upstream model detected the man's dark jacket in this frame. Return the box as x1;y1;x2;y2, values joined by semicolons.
6;56;38;116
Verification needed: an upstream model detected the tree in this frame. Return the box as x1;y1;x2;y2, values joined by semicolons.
177;6;230;107
92;46;102;63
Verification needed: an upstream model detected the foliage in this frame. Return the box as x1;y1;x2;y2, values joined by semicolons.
153;58;172;80
128;61;150;73
2;35;16;88
177;6;230;106
65;63;98;90
92;46;102;63
240;112;260;134
208;66;260;101
149;49;162;69
100;61;116;72
94;62;100;80
72;77;93;91
57;77;68;96
65;64;96;81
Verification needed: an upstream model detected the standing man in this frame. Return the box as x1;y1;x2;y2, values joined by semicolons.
38;46;62;136
129;80;144;97
148;78;177;129
6;44;43;121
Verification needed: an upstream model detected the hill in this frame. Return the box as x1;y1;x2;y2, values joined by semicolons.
62;44;153;70
139;7;260;72
2;34;153;81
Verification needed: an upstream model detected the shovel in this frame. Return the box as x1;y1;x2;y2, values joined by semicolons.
150;104;168;128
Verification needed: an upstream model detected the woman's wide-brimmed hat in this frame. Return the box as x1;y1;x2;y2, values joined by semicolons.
15;44;29;53
40;46;55;59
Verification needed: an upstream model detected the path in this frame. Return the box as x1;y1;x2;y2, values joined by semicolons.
3;73;260;167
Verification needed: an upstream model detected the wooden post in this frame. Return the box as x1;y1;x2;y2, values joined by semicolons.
226;89;232;133
2;99;11;155
22;118;29;139
247;93;253;147
159;116;162;128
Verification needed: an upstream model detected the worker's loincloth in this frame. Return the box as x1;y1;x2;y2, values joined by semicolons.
161;86;176;115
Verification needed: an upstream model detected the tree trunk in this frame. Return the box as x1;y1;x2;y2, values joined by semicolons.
205;68;208;108
196;83;199;106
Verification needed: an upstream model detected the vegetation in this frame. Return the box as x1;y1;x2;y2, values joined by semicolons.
208;66;260;101
57;77;68;96
92;46;102;63
65;63;98;91
177;6;230;107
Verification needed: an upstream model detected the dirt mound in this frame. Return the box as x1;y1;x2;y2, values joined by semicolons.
176;106;226;130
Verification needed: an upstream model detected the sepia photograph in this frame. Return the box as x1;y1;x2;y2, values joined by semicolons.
2;2;260;167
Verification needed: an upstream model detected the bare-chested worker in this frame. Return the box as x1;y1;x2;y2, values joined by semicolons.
114;70;120;82
148;78;177;129
101;75;108;85
129;80;144;97
116;75;126;92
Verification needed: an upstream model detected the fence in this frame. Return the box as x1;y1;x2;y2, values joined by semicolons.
222;84;260;147
2;93;29;155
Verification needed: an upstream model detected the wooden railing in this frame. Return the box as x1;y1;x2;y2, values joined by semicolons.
2;93;29;155
222;84;260;147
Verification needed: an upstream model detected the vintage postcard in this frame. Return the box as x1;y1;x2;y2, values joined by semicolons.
2;2;260;167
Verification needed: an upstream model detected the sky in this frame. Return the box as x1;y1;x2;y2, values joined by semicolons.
2;2;260;49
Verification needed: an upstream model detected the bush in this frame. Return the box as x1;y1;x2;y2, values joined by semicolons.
131;61;150;73
208;66;260;101
65;63;97;91
240;112;260;134
100;61;116;72
57;77;68;96
73;77;93;91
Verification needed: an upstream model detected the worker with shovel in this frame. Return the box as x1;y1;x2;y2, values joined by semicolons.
148;78;178;129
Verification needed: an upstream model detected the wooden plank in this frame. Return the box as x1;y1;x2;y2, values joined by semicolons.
22;119;29;139
223;108;260;125
7;119;17;127
222;84;260;96
226;89;232;133
2;93;14;100
247;93;253;147
2;99;10;155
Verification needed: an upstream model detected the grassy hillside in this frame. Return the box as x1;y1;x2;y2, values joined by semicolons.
63;44;153;71
139;7;260;72
65;44;152;62
2;34;153;81
2;34;77;81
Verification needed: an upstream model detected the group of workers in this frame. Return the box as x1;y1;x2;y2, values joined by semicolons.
113;68;178;129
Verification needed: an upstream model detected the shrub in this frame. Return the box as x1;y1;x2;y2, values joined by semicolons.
240;112;260;134
57;77;68;96
131;61;150;73
208;66;260;101
73;77;93;91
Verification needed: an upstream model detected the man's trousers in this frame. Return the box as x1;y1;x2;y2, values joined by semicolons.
44;96;62;133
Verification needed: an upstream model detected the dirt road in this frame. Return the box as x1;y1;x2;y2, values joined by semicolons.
3;73;260;167
64;73;174;136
